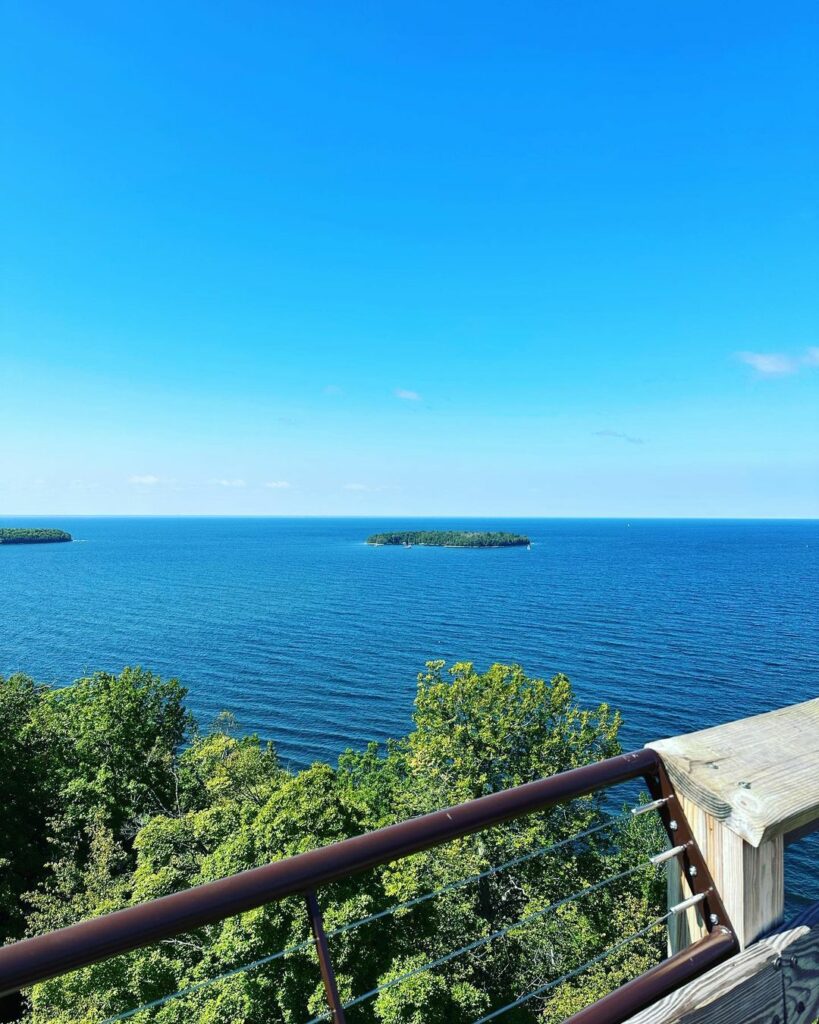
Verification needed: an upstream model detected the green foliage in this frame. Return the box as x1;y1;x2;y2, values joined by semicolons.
0;675;53;937
5;663;667;1024
42;669;192;840
365;532;530;548
0;668;190;943
0;528;72;544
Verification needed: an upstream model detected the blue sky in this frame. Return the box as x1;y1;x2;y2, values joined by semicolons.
1;1;817;516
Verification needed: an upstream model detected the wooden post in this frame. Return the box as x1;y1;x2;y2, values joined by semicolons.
648;697;819;952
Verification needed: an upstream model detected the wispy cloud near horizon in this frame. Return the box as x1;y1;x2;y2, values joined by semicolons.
737;348;819;376
129;474;161;485
593;430;646;445
264;480;291;489
343;482;396;492
395;388;422;401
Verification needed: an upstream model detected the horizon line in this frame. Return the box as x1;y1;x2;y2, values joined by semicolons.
1;514;817;522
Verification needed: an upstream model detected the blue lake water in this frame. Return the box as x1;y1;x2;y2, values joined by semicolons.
1;516;816;909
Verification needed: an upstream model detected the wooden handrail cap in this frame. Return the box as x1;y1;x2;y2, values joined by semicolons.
647;697;819;847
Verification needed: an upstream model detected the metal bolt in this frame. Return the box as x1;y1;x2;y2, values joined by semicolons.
688;865;698;877
709;913;718;925
669;819;678;831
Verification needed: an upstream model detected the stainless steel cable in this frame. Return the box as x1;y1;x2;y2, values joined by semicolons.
100;803;665;1024
99;934;315;1023
305;858;661;1024
470;909;674;1023
322;808;637;940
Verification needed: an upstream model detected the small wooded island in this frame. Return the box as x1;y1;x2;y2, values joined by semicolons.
366;530;530;548
0;528;73;545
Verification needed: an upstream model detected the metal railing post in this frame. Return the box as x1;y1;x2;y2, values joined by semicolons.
643;761;736;942
306;889;347;1024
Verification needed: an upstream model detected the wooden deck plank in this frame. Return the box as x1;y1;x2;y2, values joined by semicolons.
785;902;819;1023
623;902;819;1024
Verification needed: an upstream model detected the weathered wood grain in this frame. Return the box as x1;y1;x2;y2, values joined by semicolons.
784;901;819;1023
623;901;819;1024
647;697;819;848
637;702;817;1020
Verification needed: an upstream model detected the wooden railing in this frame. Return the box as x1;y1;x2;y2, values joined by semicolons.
629;696;819;1023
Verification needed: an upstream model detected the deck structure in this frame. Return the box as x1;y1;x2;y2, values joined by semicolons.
635;697;819;1021
0;697;816;1022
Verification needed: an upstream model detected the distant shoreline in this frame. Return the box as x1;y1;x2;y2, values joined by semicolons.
0;515;813;521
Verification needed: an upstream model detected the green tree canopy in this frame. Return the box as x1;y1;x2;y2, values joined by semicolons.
365;532;529;548
0;529;72;544
3;663;666;1024
0;668;190;944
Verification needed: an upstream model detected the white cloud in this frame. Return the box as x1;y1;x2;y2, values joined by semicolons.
129;474;161;486
264;480;291;489
737;352;798;375
343;482;396;493
594;430;645;445
211;478;246;488
737;348;819;376
395;388;422;401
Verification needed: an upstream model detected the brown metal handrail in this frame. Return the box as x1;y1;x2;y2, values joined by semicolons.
0;748;737;1022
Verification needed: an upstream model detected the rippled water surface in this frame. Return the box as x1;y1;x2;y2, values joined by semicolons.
1;517;816;906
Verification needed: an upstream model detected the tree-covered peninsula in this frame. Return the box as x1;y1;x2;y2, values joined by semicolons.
0;528;72;545
367;530;530;547
0;663;664;1024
